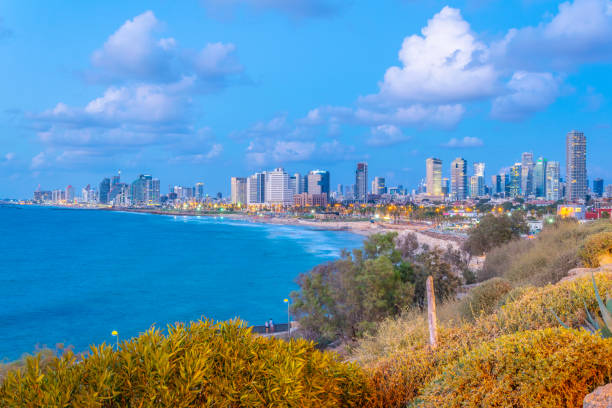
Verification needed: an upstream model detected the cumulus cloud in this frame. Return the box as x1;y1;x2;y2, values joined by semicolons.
363;7;498;106
366;125;409;147
441;136;484;148
491;71;560;121
201;0;346;18
88;10;243;87
493;0;612;69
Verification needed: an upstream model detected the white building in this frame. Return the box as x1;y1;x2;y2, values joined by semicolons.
231;177;247;205
247;172;266;205
265;168;293;206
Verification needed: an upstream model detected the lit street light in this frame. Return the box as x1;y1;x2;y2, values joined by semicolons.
283;298;290;338
111;330;119;350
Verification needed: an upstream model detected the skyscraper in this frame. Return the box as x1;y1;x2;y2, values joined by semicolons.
470;175;484;198
355;162;368;203
247;172;265;204
566;130;587;202
99;178;111;204
426;157;443;196
372;176;386;195
593;178;604;197
546;161;560;201
195;182;205;200
533;157;548;198
307;170;330;197
130;174;159;205
521;152;534;196
509;163;522;198
230;177;247;205
450;158;467;201
265;168;293;205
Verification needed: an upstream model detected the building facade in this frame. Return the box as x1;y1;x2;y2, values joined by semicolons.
566;130;587;202
230;177;247;205
450;158;467;201
307;170;330;197
521;152;534;197
265;168;293;206
247;172;266;205
546;161;561;201
426;157;443;196
533;157;548;198
355;162;368;203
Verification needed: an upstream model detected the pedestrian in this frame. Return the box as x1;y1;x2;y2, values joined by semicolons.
269;318;275;333
264;320;269;334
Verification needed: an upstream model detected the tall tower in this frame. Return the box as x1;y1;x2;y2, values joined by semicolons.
307;170;331;197
426;158;443;196
566;130;587;202
533;157;548;198
450;158;467;201
546;161;560;201
521;152;534;197
355;162;368;203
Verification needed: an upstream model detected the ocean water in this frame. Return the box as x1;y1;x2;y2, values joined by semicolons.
0;205;363;360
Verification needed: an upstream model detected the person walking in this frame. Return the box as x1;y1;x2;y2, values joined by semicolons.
264;320;269;334
269;319;275;333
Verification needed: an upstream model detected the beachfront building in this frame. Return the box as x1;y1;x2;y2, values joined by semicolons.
307;170;330;198
230;177;247;205
293;192;328;207
130;174;160;205
247;172;266;205
265;168;293;206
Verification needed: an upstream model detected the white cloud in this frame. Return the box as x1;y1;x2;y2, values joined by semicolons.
493;0;612;68
363;7;498;106
366;125;409;147
30;152;47;169
4;152;15;161
88;10;243;86
491;71;560;121
441;136;483;148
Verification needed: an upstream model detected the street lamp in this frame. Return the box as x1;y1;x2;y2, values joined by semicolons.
283;298;290;338
111;330;119;350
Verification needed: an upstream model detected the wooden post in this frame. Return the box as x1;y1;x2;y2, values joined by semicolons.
426;275;438;349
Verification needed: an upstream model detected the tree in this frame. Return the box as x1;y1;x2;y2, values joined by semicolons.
462;212;529;256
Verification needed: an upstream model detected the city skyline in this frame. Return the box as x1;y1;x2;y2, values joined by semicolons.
1;1;612;198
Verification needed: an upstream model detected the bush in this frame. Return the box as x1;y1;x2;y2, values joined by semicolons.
462;212;529;256
581;232;612;268
418;328;612;407
458;278;513;321
481;219;612;285
0;319;369;407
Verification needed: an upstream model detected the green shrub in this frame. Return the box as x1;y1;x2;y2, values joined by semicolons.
458;278;513;321
581;232;612;268
418;328;612;408
0;319;369;407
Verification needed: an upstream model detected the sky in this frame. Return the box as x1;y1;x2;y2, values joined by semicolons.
1;0;611;198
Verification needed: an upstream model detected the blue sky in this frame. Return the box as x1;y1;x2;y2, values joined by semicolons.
1;0;611;198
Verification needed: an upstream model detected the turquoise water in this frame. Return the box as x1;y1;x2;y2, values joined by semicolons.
0;205;363;360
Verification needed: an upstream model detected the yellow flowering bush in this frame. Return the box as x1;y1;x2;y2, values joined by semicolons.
458;277;513;321
0;319;369;407
581;231;612;268
419;328;612;408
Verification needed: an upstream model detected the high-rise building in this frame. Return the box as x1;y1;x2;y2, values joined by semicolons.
289;173;307;195
491;175;503;195
521;152;534;196
265;168;293;206
130;174;159;205
605;185;612;199
533;157;548;198
230;177;248;205
509;163;522;198
336;184;343;197
65;185;75;202
426;158;443;196
111;172;121;188
195;182;205;199
473;162;485;178
593;178;604;197
307;170;330;197
99;178;111;204
355;162;368;202
247;172;266;205
566;130;587;202
450;158;467;201
372;176;386;195
470;175;484;198
546;161;561;201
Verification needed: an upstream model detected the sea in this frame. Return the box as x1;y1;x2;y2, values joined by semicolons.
0;205;363;361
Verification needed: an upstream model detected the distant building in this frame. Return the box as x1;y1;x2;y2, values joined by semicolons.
265;168;293;206
566;130;587;202
355;162;368;203
470;175;484;198
65;185;75;202
99;178;111;204
491;174;503;196
293;193;328;207
533;157;548;198
247;172;266;205
372;176;386;195
450;158;467;201
509;163;522;198
426;158;443;196
195;182;205;199
546;161;561;201
230;177;247;205
521;152;534;196
131;174;160;205
605;185;612;199
307;170;330;198
593;178;604;197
